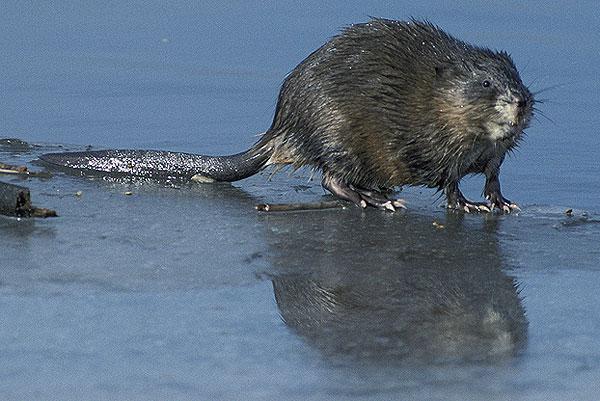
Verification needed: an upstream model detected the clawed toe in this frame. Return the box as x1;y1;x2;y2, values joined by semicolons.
446;183;520;214
392;199;407;209
486;194;520;214
380;199;407;211
449;199;520;214
478;204;491;213
359;194;406;211
448;200;490;213
499;202;520;213
508;203;521;211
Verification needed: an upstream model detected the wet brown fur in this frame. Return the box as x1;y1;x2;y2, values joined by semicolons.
254;18;534;207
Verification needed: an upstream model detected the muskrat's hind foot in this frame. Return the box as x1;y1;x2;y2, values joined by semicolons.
322;176;405;211
350;185;406;211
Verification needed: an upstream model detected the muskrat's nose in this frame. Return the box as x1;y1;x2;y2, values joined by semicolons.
510;90;527;108
515;96;526;108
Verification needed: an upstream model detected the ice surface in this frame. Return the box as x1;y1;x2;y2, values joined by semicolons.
1;1;600;400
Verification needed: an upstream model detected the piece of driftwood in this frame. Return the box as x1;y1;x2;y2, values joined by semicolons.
0;161;52;178
0;180;57;218
255;200;347;212
0;161;28;174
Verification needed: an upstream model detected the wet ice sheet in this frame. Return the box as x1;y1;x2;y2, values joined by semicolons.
2;0;600;400
2;146;600;400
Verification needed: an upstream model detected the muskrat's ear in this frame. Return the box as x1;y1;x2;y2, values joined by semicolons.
435;61;464;81
434;63;458;80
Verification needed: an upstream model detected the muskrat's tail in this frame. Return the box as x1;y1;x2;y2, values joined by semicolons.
39;139;273;182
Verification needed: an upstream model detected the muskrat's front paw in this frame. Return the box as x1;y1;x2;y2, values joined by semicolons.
486;194;521;213
447;199;491;213
323;178;406;211
494;200;521;213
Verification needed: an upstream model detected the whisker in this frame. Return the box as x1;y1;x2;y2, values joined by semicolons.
532;82;571;96
527;77;539;89
532;108;555;125
498;98;548;106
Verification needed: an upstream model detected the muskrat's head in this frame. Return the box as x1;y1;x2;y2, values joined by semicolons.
434;50;534;143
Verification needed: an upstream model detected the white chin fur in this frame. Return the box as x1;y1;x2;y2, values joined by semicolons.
485;121;514;141
487;98;519;140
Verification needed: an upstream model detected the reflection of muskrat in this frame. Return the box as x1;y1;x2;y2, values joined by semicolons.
265;210;527;362
41;19;534;212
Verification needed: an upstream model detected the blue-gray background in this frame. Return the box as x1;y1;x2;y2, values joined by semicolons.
1;1;599;400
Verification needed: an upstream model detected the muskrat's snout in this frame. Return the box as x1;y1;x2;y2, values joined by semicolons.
515;87;535;128
483;84;533;141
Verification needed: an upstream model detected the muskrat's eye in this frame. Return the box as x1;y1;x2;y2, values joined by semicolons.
482;80;491;88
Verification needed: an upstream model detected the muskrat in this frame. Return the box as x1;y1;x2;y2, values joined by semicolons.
40;18;535;212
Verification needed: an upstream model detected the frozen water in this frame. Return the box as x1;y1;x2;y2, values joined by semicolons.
1;1;600;400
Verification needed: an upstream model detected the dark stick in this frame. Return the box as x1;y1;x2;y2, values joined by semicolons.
255;200;347;212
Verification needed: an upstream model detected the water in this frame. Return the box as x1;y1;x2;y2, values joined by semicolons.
1;1;600;400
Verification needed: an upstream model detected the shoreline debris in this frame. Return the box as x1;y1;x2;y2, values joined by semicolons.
0;180;57;218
